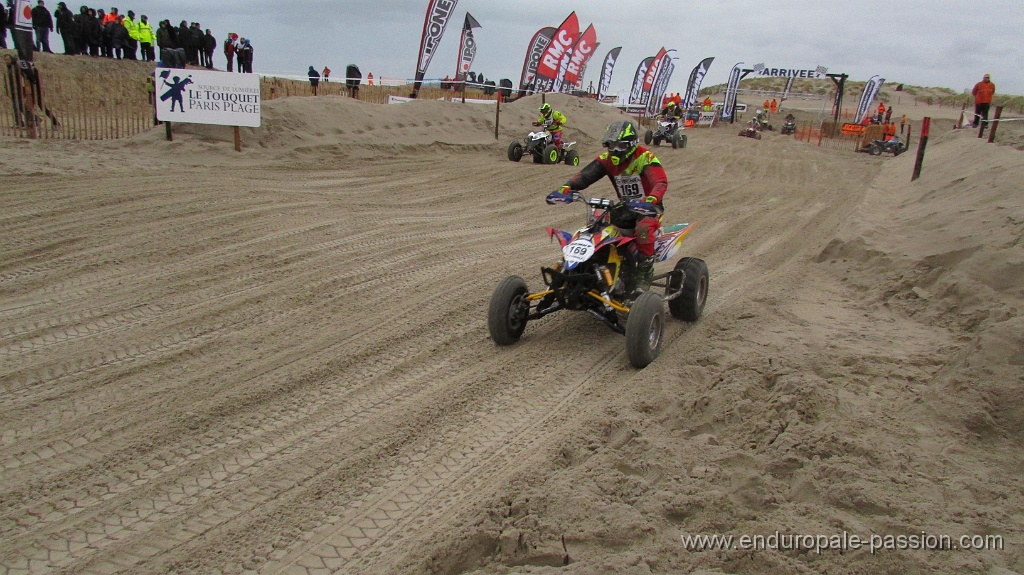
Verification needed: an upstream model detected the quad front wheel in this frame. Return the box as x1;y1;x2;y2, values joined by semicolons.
668;257;708;321
507;141;524;162
564;150;580;166
543;145;560;165
644;129;653;145
488;276;529;345
673;133;687;149
625;292;665;368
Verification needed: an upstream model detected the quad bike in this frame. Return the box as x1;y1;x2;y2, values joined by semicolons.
508;124;580;165
866;137;907;156
487;193;709;368
780;118;796;135
643;116;687;149
738;122;762;140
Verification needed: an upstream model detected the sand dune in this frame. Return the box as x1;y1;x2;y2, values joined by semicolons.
1;89;1022;575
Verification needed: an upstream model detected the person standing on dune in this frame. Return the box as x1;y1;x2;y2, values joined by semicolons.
971;73;995;128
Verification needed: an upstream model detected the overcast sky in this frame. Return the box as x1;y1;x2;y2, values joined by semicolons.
124;0;1020;96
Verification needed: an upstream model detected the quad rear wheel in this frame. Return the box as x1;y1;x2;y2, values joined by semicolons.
625;292;665;368
668;257;709;321
488;276;529;345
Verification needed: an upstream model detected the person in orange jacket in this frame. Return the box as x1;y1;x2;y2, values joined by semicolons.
883;121;896;141
876;102;886;124
971;73;996;128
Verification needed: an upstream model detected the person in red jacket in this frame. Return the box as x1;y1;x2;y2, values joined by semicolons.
545;120;668;294
971;73;996;128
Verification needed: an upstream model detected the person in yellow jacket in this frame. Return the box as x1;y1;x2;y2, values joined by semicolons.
136;15;154;61
122;10;138;60
535;102;567;149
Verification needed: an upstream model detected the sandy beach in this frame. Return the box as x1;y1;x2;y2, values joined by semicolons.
1;77;1022;575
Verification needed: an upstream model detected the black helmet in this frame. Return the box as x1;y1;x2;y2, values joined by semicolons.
601;120;639;165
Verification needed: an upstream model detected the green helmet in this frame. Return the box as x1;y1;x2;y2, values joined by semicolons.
539;103;552;117
601;120;639;164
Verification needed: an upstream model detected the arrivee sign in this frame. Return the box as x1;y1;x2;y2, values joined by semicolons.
154;68;261;127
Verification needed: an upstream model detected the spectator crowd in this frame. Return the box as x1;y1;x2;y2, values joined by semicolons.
1;0;253;72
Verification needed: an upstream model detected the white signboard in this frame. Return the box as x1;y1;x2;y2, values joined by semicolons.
155;68;261;127
13;0;34;29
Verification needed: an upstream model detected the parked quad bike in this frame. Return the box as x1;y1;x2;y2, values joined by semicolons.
738;122;762;140
508;125;580;166
487;194;709;368
643;116;687;149
867;137;907;156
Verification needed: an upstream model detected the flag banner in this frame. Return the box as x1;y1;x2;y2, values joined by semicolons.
575;42;599;93
629;56;654;104
456;12;481;80
782;75;795;100
722;62;744;120
559;24;597;93
414;0;460;93
639;47;668;107
646;50;677;115
533;12;579;93
519;27;556;93
854;75;885;123
595;46;621;100
682;56;714;108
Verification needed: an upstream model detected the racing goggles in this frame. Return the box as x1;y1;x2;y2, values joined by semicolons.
603;141;631;152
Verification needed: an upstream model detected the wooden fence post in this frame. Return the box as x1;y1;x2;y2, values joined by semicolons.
912;117;930;182
987;106;1003;143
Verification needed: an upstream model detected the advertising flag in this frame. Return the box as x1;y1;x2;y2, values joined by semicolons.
414;0;459;94
533;11;579;93
596;47;621;100
682;57;714;108
646;50;677;115
639;47;668;107
519;27;556;93
559;24;597;92
629;57;653;104
722;62;744;120
854;75;885;123
456;12;482;81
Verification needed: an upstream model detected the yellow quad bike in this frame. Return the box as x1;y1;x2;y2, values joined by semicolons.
488;194;709;368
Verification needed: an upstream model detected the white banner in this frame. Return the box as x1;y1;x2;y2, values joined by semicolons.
696;111;717;126
155;69;261;127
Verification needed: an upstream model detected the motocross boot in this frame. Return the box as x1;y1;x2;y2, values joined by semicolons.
634;255;655;293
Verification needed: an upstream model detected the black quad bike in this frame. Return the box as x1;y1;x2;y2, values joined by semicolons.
508;125;580;166
487;194;709;368
866;137;907;156
643;116;687;148
780;118;796;135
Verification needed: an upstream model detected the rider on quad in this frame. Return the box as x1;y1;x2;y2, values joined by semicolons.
545;120;668;295
660;100;683;120
535;103;567;150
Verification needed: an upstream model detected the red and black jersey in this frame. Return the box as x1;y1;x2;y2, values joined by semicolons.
563;146;668;204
